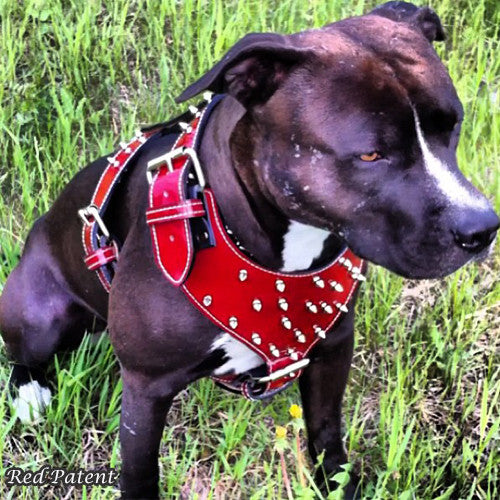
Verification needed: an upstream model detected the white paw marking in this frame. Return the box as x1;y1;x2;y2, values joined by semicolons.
13;381;51;423
211;333;263;375
413;109;490;210
281;221;330;272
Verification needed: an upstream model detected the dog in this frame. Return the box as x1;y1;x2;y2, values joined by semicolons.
1;2;498;498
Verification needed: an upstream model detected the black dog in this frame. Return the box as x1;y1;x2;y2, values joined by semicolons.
1;2;498;498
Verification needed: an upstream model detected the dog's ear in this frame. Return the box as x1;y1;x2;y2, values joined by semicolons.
369;1;445;43
176;33;311;105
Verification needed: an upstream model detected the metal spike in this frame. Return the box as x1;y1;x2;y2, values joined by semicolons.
336;302;348;313
252;299;262;312
188;105;199;115
278;298;288;311
329;280;344;293
351;266;361;275
239;269;248;282
281;317;292;330
252;333;262;345
125;147;132;154
203;295;212;307
296;331;306;343
342;258;353;270
354;273;366;282
275;279;285;292
314;325;326;339
305;301;318;313
120;141;128;149
269;344;280;357
313;276;325;288
339;257;345;264
203;91;214;102
288;348;299;361
320;302;334;314
229;316;238;329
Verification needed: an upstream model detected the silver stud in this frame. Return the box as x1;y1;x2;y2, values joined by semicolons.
203;295;212;307
336;302;348;313
179;121;189;130
294;329;306;343
329;280;344;292
305;301;318;313
252;299;262;312
281;317;292;330
275;279;286;292
134;129;143;138
339;257;345;264
314;325;326;339
125;147;132;154
120;141;128;149
288;348;299;361
320;302;334;314
313;276;325;288
252;333;262;345
238;269;248;281
188;105;199;115
278;298;288;311
352;267;361;275
354;273;366;282
203;91;214;102
270;344;280;357
289;372;296;377
342;258;353;270
229;316;238;329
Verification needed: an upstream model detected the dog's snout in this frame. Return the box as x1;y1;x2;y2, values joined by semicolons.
452;208;500;253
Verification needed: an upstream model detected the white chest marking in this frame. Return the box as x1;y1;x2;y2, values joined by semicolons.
13;381;52;423
210;221;331;375
281;221;330;272
212;333;263;375
413;109;489;210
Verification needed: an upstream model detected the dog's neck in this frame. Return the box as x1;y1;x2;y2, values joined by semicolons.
199;96;343;272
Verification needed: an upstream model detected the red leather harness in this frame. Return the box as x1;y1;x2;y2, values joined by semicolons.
79;94;365;399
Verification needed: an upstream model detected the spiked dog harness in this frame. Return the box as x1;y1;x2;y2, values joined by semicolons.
79;94;365;399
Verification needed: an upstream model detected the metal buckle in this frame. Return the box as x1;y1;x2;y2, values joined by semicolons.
78;205;110;240
255;358;310;383
146;147;206;188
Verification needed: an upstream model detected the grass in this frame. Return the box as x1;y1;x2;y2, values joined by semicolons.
0;0;498;498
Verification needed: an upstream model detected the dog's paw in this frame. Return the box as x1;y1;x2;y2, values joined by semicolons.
13;380;51;423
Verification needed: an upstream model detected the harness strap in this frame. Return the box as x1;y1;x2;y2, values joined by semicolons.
146;199;206;224
79;129;160;290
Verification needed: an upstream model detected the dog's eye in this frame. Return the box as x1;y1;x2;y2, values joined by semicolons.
359;152;382;162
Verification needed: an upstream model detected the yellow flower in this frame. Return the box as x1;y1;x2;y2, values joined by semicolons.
275;425;287;439
289;404;303;419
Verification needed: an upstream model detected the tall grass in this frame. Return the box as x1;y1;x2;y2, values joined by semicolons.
0;0;498;498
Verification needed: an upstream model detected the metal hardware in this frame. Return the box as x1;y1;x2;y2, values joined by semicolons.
305;301;318;313
256;358;310;383
203;295;212;306
78;205;110;240
252;333;262;345
239;269;248;281
252;299;262;312
275;279;285;292
278;298;288;311
147;147;206;188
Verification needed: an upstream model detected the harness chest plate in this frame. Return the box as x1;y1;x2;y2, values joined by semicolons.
79;95;366;399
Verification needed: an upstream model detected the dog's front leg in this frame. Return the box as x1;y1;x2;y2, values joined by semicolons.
119;368;175;499
299;309;360;498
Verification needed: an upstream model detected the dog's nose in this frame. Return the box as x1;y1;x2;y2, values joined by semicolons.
452;209;499;253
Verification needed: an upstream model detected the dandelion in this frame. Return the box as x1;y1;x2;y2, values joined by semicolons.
289;404;303;419
275;425;287;439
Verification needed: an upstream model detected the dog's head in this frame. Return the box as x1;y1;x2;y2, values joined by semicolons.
178;1;499;279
